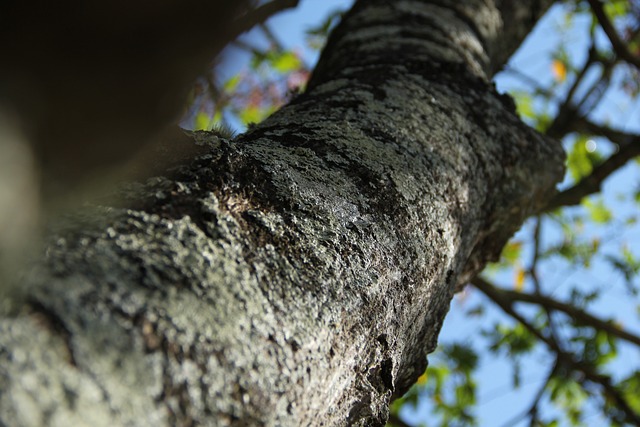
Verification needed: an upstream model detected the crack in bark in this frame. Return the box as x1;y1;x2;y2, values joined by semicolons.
26;300;77;367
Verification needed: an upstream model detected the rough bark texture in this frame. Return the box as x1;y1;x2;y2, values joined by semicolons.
0;0;562;426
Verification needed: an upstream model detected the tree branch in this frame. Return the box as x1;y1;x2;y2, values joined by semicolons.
498;361;557;427
546;46;617;140
545;45;597;139
260;22;285;51
530;218;562;344
530;216;542;293
472;277;559;349
479;280;640;347
472;277;640;426
545;129;640;211
587;0;640;70
233;0;300;39
500;65;562;102
574;62;614;117
569;117;639;147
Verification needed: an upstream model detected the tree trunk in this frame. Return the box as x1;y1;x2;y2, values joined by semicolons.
0;1;563;426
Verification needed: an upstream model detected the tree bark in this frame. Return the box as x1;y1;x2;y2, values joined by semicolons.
0;1;563;426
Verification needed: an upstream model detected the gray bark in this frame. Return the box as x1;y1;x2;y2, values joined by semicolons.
0;1;563;426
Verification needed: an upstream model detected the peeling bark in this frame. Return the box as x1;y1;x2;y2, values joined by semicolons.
0;1;563;426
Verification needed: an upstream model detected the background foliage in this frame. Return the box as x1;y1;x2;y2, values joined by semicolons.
185;1;640;425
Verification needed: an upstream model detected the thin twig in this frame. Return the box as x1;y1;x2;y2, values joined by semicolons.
545;136;640;210
546;46;617;139
232;0;300;39
545;50;594;138
572;59;614;117
545;119;640;210
530;217;563;344
473;277;558;349
473;277;640;425
260;23;285;51
500;66;562;102
568;117;638;147
232;38;264;56
497;361;557;427
564;44;598;114
482;284;640;347
587;0;640;70
530;216;542;283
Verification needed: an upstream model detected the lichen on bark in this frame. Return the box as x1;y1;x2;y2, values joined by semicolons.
0;1;562;426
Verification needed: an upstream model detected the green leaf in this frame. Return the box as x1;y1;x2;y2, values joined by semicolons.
547;377;587;416
223;74;241;92
239;105;269;125
194;111;213;130
605;245;640;294
511;91;535;120
582;197;612;224
541;238;599;267
619;372;640;413
250;50;269;70
603;1;629;20
486;323;536;356
444;343;478;373
534;111;553;133
566;136;602;182
305;8;345;50
270;51;302;73
501;240;523;265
